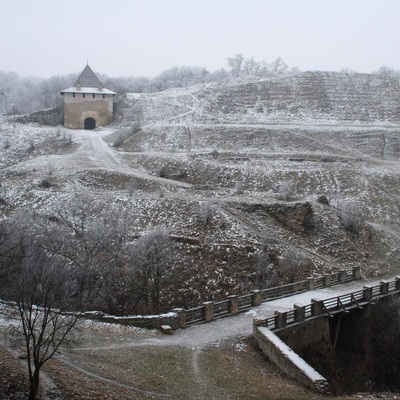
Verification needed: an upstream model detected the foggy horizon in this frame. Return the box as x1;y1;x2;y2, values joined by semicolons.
1;0;400;79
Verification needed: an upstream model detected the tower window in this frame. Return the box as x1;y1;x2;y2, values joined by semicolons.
93;94;95;98
73;93;75;98
103;94;105;99
83;93;85;98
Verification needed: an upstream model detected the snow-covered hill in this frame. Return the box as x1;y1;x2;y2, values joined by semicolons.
2;71;400;307
116;71;400;126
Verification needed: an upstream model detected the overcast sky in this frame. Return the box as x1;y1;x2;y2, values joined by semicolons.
1;0;400;78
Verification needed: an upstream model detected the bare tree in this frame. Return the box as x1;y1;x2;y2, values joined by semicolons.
243;57;260;75
227;54;245;77
14;256;79;400
279;248;310;284
130;228;180;314
269;57;289;75
256;240;277;288
373;66;400;79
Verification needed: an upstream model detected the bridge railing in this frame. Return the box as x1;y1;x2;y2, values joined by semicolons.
256;278;400;331
78;267;362;330
184;267;361;327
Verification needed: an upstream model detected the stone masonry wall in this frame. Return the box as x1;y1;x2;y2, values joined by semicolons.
63;92;114;128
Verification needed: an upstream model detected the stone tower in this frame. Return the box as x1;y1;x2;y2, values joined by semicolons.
60;64;116;129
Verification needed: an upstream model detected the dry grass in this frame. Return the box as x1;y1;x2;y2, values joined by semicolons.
2;320;400;399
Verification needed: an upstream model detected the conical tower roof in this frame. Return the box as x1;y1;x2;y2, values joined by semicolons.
74;64;102;88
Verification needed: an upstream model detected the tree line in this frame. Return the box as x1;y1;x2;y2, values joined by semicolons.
0;192;189;317
0;54;297;116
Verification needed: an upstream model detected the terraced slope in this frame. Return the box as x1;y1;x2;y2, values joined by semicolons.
116;71;400;125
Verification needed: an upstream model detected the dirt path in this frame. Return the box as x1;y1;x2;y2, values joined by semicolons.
368;222;400;242
53;352;173;399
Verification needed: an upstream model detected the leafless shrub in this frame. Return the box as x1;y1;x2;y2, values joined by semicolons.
210;149;220;158
277;180;297;201
257;245;310;287
256;240;278;288
156;165;168;178
198;201;214;227
38;164;54;188
126;180;136;197
38;178;51;188
65;133;72;145
234;181;244;195
338;201;363;234
279;248;311;284
27;137;35;152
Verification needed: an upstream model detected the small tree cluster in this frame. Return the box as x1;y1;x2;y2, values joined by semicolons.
226;54;296;77
0;193;188;316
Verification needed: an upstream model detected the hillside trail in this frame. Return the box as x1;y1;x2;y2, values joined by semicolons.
68;129;193;189
3;128;192;189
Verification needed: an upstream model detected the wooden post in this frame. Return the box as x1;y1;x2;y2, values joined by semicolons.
228;295;239;315
324;274;331;288
203;302;214;322
252;290;262;306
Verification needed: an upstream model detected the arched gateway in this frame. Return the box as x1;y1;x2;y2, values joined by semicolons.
60;64;116;129
84;117;96;130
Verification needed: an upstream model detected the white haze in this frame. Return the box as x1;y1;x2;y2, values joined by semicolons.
1;0;400;78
